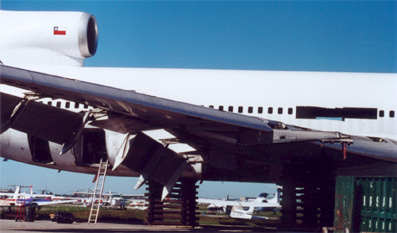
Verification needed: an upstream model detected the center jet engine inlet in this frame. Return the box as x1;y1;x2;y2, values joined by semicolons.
113;132;188;200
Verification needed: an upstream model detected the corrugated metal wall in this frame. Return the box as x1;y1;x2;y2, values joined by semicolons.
356;177;397;232
334;176;397;233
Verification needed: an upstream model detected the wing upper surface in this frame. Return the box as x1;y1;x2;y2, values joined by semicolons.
0;65;274;133
0;65;345;145
1;65;396;164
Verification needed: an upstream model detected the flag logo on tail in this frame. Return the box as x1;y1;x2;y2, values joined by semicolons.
53;26;66;35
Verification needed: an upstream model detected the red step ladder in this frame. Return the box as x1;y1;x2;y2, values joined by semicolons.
15;196;26;221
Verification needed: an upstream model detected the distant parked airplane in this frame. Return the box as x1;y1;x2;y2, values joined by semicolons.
124;195;148;210
198;189;281;220
0;185;77;207
73;190;127;209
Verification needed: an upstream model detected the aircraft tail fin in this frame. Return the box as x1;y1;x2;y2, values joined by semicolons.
12;185;21;199
267;188;282;204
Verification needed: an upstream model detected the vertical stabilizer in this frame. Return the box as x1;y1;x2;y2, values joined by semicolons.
13;186;21;199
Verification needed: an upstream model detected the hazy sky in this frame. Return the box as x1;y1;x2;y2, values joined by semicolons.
0;0;395;197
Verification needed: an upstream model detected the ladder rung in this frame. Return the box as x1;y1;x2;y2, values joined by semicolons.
88;159;108;224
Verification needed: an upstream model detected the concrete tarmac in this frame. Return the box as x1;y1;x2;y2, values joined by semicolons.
0;219;280;233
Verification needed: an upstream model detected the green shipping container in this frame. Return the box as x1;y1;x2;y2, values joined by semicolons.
334;177;397;233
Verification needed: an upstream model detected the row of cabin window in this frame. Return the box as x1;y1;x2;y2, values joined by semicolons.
46;101;89;109
379;110;395;118
42;100;395;119
210;106;396;119
209;105;294;115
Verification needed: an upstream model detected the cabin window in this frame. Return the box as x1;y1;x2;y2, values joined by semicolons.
219;106;224;111
75;102;79;108
209;105;214;108
65;102;70;109
278;107;283;114
379;110;384;118
238;106;243;113
228;106;233;112
288;108;293;115
390;111;395;118
47;101;52;106
56;102;61;108
248;106;253;113
84;104;89;109
258;107;263;114
268;107;273;114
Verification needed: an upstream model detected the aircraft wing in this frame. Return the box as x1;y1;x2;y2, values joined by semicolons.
197;198;240;207
0;65;350;145
1;65;397;191
35;199;78;206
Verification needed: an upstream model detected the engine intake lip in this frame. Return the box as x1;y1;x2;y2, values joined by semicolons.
78;13;98;57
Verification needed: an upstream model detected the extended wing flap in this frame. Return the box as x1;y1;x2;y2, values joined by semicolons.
113;132;187;200
0;93;85;144
0;92;22;133
12;101;85;144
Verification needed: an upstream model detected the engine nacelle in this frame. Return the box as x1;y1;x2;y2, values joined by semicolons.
0;10;98;67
